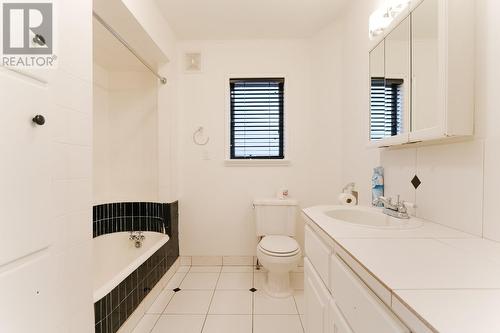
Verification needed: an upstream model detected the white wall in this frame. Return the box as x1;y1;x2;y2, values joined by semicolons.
49;0;94;330
93;65;159;204
331;0;500;240
93;65;111;203
177;39;343;256
37;0;94;331
120;0;177;58
337;0;385;206
114;0;180;204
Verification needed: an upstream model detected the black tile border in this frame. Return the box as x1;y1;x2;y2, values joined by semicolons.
94;201;179;333
92;202;171;238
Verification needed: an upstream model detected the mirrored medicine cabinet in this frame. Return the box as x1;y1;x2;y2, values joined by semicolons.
368;0;474;148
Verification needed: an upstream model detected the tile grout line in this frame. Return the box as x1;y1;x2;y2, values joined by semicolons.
199;268;222;332
292;292;305;332
135;266;269;333
146;266;191;333
252;266;255;333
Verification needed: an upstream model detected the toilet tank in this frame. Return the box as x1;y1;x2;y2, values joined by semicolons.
253;198;298;237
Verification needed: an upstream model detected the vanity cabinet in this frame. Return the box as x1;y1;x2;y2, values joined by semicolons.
304;259;332;333
305;226;333;286
304;224;410;333
368;0;475;147
329;299;353;333
330;255;408;333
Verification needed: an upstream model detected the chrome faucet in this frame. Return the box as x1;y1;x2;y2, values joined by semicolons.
373;195;413;219
129;231;145;248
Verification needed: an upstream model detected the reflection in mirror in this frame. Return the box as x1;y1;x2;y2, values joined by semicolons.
412;0;439;131
369;17;410;142
369;41;386;140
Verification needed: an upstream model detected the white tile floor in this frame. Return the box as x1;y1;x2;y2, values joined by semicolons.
131;266;305;333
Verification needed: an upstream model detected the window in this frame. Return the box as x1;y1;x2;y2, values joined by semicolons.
230;78;285;159
370;78;404;140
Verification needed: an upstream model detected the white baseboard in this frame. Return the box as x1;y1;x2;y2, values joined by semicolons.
180;255;304;270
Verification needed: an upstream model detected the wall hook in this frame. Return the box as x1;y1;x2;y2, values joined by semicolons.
193;126;209;146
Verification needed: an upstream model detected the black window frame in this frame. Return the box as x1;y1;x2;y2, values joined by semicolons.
229;77;285;160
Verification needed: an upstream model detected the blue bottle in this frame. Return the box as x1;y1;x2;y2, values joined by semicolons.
372;167;384;207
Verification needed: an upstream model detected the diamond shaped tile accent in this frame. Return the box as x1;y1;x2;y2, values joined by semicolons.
411;175;421;189
173;287;181;292
249;288;257;293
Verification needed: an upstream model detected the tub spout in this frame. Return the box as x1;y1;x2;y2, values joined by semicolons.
130;231;145;248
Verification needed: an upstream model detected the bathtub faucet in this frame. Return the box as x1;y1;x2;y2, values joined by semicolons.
129;231;145;248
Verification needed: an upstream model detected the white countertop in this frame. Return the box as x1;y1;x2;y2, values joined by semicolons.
303;205;500;333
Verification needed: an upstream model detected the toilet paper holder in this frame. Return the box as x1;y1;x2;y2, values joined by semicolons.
342;182;359;204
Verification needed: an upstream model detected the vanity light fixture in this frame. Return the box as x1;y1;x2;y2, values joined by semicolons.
369;0;411;39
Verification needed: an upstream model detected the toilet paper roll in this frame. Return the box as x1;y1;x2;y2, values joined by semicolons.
338;193;357;206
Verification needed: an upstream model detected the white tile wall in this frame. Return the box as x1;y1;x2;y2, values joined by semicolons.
222;256;254;266
380;148;417;203
92;69;159;204
48;0;94;331
339;0;500;243
416;140;484;236
380;140;486;238
192;256;223;266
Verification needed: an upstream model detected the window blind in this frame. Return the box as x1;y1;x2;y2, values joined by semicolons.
370;78;404;140
230;78;285;159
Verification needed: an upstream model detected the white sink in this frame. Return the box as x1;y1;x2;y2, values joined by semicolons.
325;207;423;229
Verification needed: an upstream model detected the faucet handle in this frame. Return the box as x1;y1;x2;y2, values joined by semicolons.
399;201;417;215
403;201;416;208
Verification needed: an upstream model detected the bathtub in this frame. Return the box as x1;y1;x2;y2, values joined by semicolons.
92;231;169;302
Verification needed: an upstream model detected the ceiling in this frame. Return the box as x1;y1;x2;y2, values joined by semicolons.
93;20;149;72
156;0;348;40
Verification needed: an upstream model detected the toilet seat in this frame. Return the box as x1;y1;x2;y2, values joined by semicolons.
258;236;300;257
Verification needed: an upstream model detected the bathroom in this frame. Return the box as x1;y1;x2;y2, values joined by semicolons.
0;0;499;332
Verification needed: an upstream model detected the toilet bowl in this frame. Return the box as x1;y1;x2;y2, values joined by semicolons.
257;235;301;298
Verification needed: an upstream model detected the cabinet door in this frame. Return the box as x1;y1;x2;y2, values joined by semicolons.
305;226;332;288
329;300;353;333
304;258;331;333
411;0;440;134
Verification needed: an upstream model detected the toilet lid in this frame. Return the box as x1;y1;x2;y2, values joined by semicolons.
258;236;300;255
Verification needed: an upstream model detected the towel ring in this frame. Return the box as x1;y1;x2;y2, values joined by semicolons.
193;126;210;146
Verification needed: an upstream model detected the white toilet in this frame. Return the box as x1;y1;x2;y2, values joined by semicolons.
254;198;301;298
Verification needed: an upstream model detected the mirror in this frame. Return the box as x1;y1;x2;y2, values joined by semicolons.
369;41;385;141
411;0;439;132
369;17;411;142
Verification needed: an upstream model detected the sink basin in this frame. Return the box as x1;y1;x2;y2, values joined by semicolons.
325;207;423;229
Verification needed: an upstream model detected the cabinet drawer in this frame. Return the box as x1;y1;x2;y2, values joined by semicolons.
331;254;409;333
333;243;392;306
304;258;330;333
305;226;333;287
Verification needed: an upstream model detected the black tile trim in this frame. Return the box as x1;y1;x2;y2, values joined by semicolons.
92;202;170;238
411;175;422;189
93;201;179;333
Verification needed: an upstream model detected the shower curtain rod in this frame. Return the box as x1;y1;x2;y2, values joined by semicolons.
92;11;167;85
